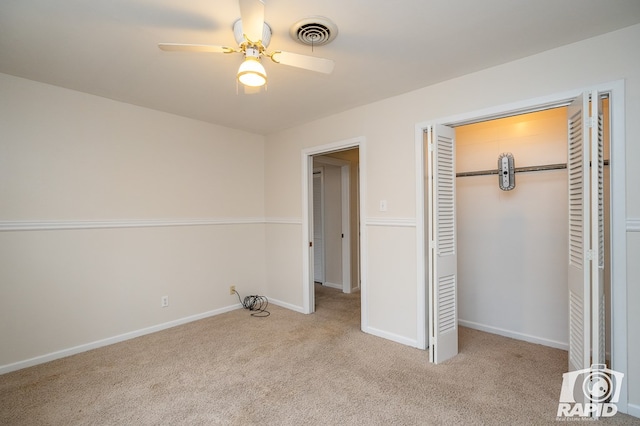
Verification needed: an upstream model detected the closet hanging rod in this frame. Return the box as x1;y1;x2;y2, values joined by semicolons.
456;160;609;178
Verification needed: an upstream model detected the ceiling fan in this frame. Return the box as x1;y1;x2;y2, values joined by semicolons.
158;0;335;88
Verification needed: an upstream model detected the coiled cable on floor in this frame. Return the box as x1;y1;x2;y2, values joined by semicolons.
234;290;270;317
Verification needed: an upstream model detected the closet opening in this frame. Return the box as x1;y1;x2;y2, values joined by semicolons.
417;82;627;411
453;101;611;362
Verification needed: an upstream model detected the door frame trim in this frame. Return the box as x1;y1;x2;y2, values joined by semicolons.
414;80;627;412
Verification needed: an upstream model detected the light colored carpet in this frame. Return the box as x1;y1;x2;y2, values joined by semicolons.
1;285;638;425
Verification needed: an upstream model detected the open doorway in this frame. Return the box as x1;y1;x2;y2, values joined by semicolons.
312;151;360;295
302;138;365;322
312;149;360;308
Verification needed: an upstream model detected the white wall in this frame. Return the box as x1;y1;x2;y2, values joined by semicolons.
627;231;640;416
264;24;640;412
456;108;569;348
0;73;266;370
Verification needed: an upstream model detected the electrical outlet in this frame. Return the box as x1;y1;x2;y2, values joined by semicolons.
161;296;169;307
229;285;236;295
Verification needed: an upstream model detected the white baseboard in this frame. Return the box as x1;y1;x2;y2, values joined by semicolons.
0;304;242;375
363;325;419;348
269;293;418;357
627;403;640;419
267;297;305;314
320;282;361;293
459;319;568;351
322;282;342;290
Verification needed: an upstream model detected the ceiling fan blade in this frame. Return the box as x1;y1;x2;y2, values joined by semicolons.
239;0;265;43
158;43;234;53
270;51;335;74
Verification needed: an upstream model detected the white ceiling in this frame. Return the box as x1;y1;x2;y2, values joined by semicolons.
2;0;640;135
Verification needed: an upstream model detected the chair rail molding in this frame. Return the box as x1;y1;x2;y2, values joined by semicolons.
628;218;640;232
0;217;267;232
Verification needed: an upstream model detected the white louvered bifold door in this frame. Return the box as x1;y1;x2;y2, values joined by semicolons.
590;90;606;367
427;124;458;364
567;90;607;408
567;93;591;374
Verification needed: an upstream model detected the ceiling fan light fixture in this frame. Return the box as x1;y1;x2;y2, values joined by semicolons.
237;57;267;87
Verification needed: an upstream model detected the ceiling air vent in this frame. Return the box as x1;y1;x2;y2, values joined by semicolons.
289;17;338;46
